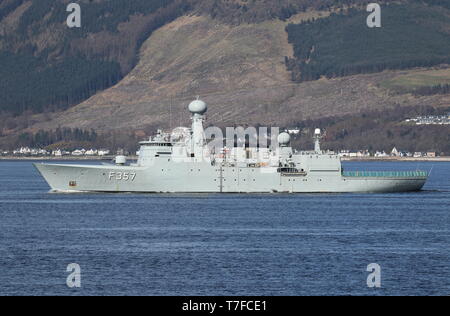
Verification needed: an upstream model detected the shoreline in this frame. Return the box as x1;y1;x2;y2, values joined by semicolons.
0;156;449;162
341;157;450;162
0;156;139;161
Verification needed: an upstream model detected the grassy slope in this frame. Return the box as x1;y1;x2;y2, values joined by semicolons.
380;68;450;94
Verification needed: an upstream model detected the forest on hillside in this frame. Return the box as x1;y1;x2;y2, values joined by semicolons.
0;52;121;114
193;0;376;23
16;127;98;149
0;0;191;116
286;1;450;82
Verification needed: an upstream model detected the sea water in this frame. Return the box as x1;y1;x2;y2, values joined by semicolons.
0;160;448;296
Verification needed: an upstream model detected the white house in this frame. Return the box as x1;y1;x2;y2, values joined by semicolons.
391;147;400;157
338;150;350;157
375;151;388;157
71;149;84;156
53;150;62;157
287;129;300;135
85;149;98;156
98;149;110;156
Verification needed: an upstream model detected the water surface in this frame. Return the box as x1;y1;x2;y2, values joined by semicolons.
0;160;448;296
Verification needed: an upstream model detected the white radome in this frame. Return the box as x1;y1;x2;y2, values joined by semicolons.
278;132;291;146
188;99;207;115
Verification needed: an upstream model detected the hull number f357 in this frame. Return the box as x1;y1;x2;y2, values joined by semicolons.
108;172;136;181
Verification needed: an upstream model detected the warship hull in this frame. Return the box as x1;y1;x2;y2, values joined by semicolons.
34;163;427;193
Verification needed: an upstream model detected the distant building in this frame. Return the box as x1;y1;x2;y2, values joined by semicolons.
405;114;450;125
71;149;84;156
85;149;98;156
399;151;412;158
338;150;350;157
98;149;110;156
287;129;300;135
426;152;437;158
53;150;62;157
359;150;371;157
391;147;400;157
374;151;388;157
14;147;31;155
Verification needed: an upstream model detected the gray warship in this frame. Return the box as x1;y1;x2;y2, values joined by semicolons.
35;99;428;193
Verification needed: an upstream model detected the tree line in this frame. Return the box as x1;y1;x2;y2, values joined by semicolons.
17;128;98;148
193;0;377;24
0;52;122;115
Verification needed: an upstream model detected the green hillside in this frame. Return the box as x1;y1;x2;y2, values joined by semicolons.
379;68;450;95
286;2;450;81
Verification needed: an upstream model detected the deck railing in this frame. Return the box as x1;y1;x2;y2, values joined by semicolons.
342;171;428;178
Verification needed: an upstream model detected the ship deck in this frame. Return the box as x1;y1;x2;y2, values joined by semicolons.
342;170;428;178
